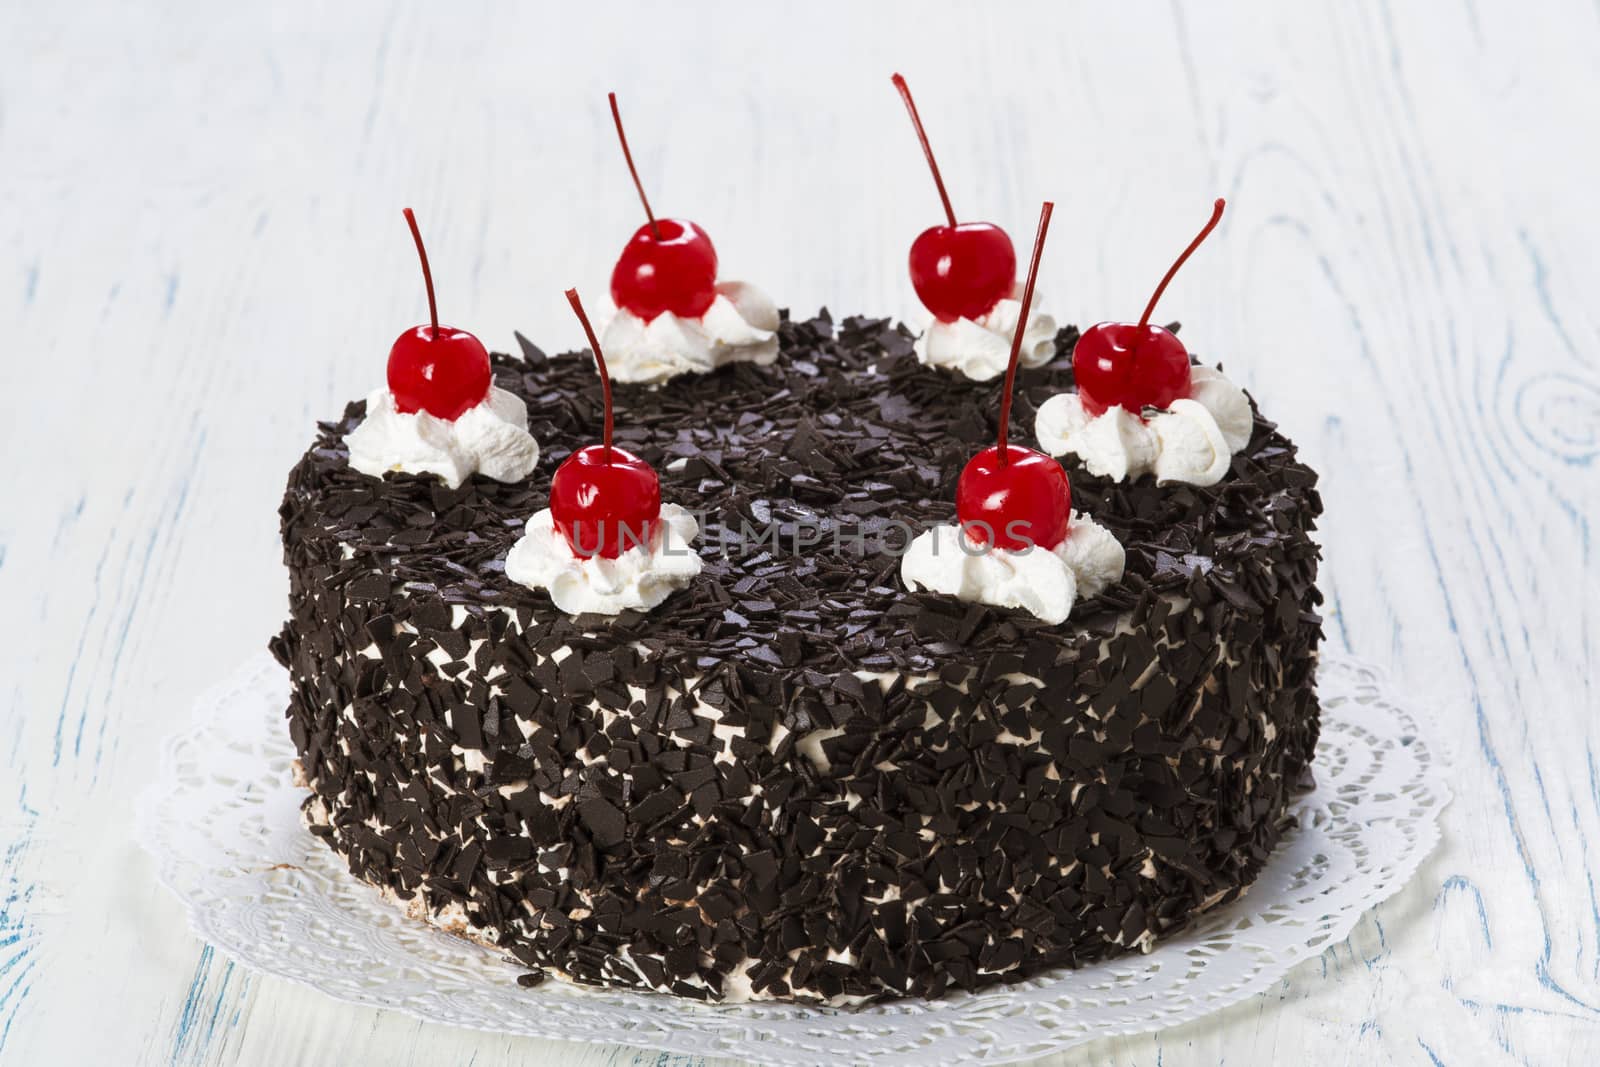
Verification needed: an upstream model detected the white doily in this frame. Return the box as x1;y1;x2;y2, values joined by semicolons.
138;652;1449;1065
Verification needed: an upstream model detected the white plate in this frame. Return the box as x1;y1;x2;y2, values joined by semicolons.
139;652;1449;1065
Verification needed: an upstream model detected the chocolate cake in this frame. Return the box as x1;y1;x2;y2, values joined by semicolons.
271;312;1322;1003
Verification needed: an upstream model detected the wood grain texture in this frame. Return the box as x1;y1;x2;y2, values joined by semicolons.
2;0;1597;1063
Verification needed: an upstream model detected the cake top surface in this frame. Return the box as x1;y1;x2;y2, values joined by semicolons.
284;312;1320;677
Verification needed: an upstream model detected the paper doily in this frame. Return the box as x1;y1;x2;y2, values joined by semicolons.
138;652;1449;1065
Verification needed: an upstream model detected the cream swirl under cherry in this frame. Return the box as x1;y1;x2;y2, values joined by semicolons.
506;288;703;616
345;209;539;489
901;202;1125;626
890;73;1057;382
596;93;778;385
1036;199;1251;487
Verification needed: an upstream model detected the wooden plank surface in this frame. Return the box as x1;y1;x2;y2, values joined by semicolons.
3;1;1598;1063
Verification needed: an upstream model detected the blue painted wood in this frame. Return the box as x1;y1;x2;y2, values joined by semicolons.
1;0;1597;1063
0;787;41;1059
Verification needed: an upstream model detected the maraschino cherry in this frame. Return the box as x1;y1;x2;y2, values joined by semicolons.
1073;199;1226;417
891;73;1017;324
955;201;1072;553
607;92;718;323
386;208;492;420
551;288;662;559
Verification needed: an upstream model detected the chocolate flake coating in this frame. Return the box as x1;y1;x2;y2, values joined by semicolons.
271;312;1323;1003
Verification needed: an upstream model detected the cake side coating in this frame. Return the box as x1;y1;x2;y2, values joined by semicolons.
271;313;1323;1002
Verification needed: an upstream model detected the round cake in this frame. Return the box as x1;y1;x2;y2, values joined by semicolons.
271;312;1322;1003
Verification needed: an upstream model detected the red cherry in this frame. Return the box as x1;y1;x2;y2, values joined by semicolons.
550;444;661;559
386;208;490;420
553;288;663;559
606;93;718;322
892;73;1017;322
610;218;718;322
1072;198;1226;417
909;223;1017;323
952;201;1072;551
957;444;1072;551
388;326;492;421
1071;323;1190;417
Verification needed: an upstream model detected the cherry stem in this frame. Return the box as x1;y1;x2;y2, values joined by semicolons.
891;73;957;228
565;288;614;460
1137;198;1226;331
402;207;440;338
609;92;661;240
996;201;1054;465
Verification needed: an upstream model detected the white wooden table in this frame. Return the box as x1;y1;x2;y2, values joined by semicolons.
4;2;1597;1063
